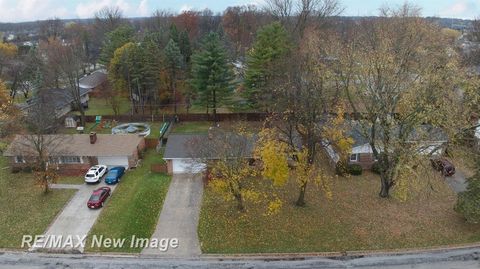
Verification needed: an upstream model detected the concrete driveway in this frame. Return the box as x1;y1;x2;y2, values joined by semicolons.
445;169;468;193
142;173;204;257
30;181;116;253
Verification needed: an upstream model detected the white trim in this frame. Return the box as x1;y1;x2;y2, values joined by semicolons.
349;153;359;162
15;156;26;163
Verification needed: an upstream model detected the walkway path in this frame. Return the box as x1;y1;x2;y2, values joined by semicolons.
445;169;467;193
142;173;204;257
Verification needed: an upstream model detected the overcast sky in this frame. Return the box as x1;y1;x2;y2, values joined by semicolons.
0;0;478;23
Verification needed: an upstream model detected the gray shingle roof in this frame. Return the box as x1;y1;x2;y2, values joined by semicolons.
163;133;256;159
3;134;144;157
79;71;107;89
347;121;449;147
17;88;90;111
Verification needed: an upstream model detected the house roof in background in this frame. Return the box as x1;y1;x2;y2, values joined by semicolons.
79;70;107;89
16;87;90;111
3;134;143;157
348;121;449;148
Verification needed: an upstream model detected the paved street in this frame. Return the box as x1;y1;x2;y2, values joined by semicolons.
30;182;116;253
2;246;480;269
142;173;204;257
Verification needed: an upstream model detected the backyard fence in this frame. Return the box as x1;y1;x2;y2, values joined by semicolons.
84;113;268;123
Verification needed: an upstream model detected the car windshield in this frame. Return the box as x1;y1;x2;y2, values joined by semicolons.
86;174;94;178
108;171;118;176
89;194;101;201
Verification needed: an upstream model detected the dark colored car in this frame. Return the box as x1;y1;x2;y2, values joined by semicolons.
105;167;126;185
430;158;455;177
87;187;111;209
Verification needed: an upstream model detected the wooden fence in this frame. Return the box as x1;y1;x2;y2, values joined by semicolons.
84;113;268;123
151;163;168;173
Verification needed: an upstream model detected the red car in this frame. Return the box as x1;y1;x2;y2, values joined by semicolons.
87;187;111;209
430;158;456;177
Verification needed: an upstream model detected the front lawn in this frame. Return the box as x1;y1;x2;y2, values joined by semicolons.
199;170;480;253
86;150;171;253
0;156;76;249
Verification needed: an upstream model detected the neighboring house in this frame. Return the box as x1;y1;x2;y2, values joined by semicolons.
163;133;256;175
475;120;480;150
3;133;145;176
17;88;90;118
79;70;107;97
327;122;449;170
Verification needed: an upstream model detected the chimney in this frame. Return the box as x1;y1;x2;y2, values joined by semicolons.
90;132;97;144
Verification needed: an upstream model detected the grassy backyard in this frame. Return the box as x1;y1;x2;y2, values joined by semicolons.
0;156;76;249
199;169;480;254
171;121;213;133
86;150;171;253
84;96;131;116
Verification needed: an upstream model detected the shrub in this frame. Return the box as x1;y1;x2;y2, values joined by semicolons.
0;141;7;153
371;162;382;174
335;161;349;176
455;174;480;224
348;164;363;176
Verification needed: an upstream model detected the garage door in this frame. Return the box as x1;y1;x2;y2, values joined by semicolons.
172;159;206;174
98;156;129;169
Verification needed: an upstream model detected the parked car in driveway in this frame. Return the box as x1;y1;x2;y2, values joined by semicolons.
105;166;125;185
87;187;111;209
430;158;455;177
84;165;108;183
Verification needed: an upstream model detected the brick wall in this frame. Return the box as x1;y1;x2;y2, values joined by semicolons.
349;153;376;170
9;157;93;176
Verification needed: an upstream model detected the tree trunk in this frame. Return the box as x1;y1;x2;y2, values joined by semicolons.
296;181;307;207
212;89;217;124
379;175;391;198
234;192;245;212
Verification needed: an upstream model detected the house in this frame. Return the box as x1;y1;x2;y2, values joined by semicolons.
163;132;256;175
17;88;90;118
79;70;107;97
3;133;145;176
326;122;449;170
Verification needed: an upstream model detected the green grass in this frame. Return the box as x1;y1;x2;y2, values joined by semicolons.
86;150;171;253
84;97;131;116
0;156;76;249
199;170;480;254
172;121;212;133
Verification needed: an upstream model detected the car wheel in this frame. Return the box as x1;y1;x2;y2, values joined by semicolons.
101;202;104;207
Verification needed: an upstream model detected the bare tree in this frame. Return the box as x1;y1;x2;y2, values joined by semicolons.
270;27;344;206
19;98;67;193
336;4;472;198
264;0;342;37
94;6;125;34
39;17;64;41
57;43;88;126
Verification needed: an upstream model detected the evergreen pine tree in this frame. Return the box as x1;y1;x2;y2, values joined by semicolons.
164;39;183;115
244;22;290;110
190;32;235;122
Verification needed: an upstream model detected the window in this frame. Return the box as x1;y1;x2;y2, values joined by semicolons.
350;153;359;162
60;156;81;164
48;157;60;164
15;156;25;163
